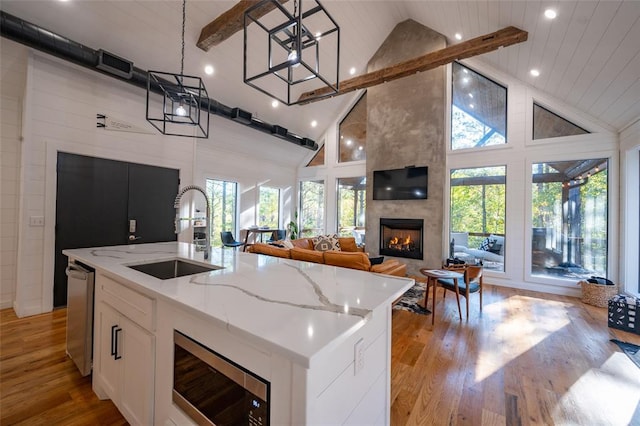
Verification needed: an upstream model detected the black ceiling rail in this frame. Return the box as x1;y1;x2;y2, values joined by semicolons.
0;10;317;150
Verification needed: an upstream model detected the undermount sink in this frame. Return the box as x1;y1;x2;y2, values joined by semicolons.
128;259;222;280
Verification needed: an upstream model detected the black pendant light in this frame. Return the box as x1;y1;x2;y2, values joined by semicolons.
146;0;209;138
243;0;340;106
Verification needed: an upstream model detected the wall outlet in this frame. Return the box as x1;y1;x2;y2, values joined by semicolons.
354;338;365;375
29;216;45;226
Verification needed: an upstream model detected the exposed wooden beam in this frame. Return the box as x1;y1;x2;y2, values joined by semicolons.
197;0;289;51
298;26;528;104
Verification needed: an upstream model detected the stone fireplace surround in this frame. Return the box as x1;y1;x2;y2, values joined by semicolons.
365;20;446;276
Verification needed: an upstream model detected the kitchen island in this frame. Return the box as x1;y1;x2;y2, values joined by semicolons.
64;242;413;425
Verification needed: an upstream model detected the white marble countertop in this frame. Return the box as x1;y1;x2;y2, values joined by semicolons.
63;242;413;368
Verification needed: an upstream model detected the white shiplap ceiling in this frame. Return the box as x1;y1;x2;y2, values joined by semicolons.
2;0;639;147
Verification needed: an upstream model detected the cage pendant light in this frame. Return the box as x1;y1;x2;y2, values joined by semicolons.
146;0;209;138
243;0;340;106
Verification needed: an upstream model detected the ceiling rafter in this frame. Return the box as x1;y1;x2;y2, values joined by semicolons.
297;26;528;104
197;0;289;51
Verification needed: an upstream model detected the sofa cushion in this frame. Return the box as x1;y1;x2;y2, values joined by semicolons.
337;237;358;252
251;243;291;259
291;238;313;250
290;247;325;263
323;251;371;271
312;234;341;252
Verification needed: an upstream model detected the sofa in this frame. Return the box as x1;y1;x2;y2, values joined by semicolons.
450;232;505;264
248;236;407;277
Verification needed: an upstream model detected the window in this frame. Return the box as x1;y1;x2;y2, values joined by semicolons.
299;180;324;238
337;177;366;240
533;103;589;140
206;179;238;247
338;93;367;162
258;186;280;229
450;166;506;271
531;159;608;280
306;144;325;167
451;62;507;150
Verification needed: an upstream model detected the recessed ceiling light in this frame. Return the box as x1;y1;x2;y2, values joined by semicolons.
462;77;469;84
349;67;356;75
271;100;279;108
468;93;474;98
204;65;214;75
315;32;322;40
544;9;557;19
469;104;475;109
311;120;317;127
358;146;363;151
530;69;540;77
462;68;469;74
346;139;353;146
455;33;463;41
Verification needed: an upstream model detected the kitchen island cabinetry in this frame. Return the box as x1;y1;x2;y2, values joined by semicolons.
64;242;413;425
93;275;155;426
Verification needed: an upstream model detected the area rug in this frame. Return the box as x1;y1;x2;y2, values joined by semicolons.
393;280;431;316
611;339;640;369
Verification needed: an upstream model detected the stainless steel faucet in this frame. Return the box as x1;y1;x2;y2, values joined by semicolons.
174;185;211;259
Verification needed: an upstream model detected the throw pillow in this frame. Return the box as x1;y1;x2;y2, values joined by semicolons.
312;234;341;252
478;237;492;251
368;256;384;265
488;241;502;254
270;239;294;249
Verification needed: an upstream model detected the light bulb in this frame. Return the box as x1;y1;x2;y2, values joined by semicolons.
288;49;300;68
176;104;187;117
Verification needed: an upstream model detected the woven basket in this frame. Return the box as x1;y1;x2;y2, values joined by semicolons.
578;280;618;308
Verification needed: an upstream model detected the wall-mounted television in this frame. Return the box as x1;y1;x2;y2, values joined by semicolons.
373;166;428;200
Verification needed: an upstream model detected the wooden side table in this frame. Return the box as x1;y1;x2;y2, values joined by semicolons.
419;268;464;325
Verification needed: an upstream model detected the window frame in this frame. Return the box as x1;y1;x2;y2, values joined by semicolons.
258;185;281;229
298;179;326;238
206;178;239;247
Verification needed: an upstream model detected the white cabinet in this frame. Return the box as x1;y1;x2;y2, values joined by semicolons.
93;275;155;425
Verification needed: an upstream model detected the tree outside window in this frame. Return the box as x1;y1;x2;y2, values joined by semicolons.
206;179;237;247
531;159;608;279
337;177;366;239
258;186;280;229
299;180;324;238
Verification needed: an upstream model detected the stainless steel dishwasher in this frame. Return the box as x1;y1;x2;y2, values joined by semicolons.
65;261;95;376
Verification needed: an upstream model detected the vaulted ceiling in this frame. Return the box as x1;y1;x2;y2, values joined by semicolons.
2;0;639;146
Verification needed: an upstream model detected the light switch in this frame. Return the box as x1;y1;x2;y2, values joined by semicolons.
129;219;136;233
29;216;45;226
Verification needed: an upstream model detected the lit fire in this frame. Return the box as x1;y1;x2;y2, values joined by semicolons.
388;234;413;250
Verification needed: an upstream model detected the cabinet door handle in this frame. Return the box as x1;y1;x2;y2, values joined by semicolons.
110;325;118;357
114;327;122;360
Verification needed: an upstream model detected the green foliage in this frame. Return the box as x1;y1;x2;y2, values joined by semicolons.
299;180;324;237
206;179;237;247
287;211;299;240
258;186;280;229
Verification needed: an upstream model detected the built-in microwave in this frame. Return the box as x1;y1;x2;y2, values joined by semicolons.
173;330;270;425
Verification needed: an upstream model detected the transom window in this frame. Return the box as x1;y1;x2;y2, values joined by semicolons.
338;93;367;162
451;62;507;150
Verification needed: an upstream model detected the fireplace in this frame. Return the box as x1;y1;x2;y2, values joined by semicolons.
379;218;424;260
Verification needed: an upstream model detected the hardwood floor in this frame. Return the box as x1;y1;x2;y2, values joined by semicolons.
391;284;640;425
0;308;126;425
1;285;639;425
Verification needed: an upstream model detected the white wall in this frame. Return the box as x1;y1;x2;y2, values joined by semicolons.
0;39;28;309
5;45;304;317
620;119;640;296
14;52;197;317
